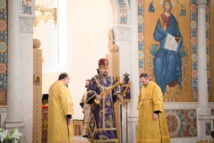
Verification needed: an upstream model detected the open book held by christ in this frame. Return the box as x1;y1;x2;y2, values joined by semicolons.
164;33;182;52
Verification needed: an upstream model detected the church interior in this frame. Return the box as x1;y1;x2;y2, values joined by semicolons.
0;0;214;143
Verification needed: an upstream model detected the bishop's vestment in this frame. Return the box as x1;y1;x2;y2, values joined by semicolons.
87;74;120;143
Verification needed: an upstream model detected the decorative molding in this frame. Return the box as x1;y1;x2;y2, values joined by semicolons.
129;102;201;120
19;14;35;33
171;137;200;143
164;102;199;109
34;5;57;27
196;0;207;5
119;0;130;25
113;25;130;41
129;102;214;122
198;115;214;120
124;0;130;25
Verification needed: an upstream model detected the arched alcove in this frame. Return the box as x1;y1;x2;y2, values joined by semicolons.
33;0;134;142
34;0;132;120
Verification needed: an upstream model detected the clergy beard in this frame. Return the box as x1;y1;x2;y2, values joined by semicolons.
101;72;108;77
85;85;88;88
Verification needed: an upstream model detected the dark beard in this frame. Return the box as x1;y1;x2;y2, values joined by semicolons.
102;73;107;77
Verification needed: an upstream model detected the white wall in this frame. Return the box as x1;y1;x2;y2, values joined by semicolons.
37;0;113;120
33;19;58;72
67;0;113;119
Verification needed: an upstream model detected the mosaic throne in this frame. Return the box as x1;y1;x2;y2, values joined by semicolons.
148;44;188;101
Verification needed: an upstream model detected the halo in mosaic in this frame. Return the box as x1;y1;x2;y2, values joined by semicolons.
191;54;197;62
191;21;197;29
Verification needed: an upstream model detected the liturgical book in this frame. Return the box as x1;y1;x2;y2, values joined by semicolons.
164;33;181;52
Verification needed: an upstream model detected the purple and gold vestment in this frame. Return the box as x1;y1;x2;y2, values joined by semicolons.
86;74;120;143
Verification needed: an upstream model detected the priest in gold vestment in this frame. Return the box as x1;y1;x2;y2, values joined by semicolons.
48;73;74;143
136;73;171;143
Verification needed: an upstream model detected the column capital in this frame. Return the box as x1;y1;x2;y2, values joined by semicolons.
19;14;36;33
196;0;207;5
113;25;130;41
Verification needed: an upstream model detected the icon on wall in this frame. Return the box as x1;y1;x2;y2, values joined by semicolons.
34;74;42;85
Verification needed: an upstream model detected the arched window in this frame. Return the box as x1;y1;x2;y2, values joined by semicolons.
34;0;68;73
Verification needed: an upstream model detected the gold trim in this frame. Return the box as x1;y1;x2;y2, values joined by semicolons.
34;5;57;27
94;77;110;89
113;91;120;95
97;128;117;131
94;78;120;104
87;114;97;139
103;94;105;128
93;139;118;143
121;82;131;97
88;138;118;143
86;90;97;103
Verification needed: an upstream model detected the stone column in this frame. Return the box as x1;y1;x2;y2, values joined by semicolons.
196;0;214;140
197;0;209;115
127;0;139;142
129;0;139;117
113;25;131;78
5;0;23;125
113;24;130;143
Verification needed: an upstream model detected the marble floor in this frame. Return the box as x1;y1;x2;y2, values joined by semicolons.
74;136;91;143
